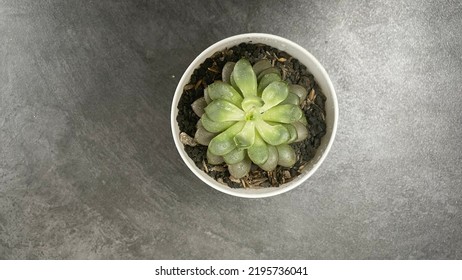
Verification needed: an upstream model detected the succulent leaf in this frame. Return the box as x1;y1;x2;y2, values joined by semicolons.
257;67;280;81
289;84;308;103
223;148;246;165
252;59;272;76
257;73;282;95
221;62;235;84
255;120;290;146
276;144;296;167
229;71;239;92
281;92;301;106
228;156;251;179
300;115;308;126
258;145;278;171
233;121;255;149
207;81;243;106
204;99;245;122
208;121;245;156
191;97;207;117
260;81;289;112
292;121;309;142
232;59;257;97
207;148;224;165
247;131;269;165
201;113;235;133
195;121;217;145
261;104;302;123
204;88;212;104
241;96;264;112
283;123;298;144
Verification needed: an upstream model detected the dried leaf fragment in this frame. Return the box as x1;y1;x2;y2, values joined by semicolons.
229;176;241;184
202;160;209;173
283;170;291;179
308;89;316;102
210;165;226;172
180;132;197;147
298;163;307;172
195;79;203;89
184;84;194;91
207;67;220;73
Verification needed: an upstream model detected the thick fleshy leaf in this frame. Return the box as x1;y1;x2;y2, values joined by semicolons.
261;104;303;123
207;148;224;165
208;121;245;156
223;148;246;165
191;97;207;117
281;92;300;106
221;62;235;84
283;124;298;143
207;81;243;106
195;121;217;145
232;59;257;97
233;121;255;149
299;115;308;126
241;96;263;112
292;121;309;142
204;99;245;122
201;113;235;133
204;88;211;104
289;84;308;102
260;81;289;112
229;72;239;92
255;120;289;146
276;144;296;167
258;145;278;171
257;67;280;81
247;131;268;165
228;156;251;178
257;73;281;95
252;59;272;76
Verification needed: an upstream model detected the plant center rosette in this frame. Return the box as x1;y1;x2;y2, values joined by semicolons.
190;58;311;179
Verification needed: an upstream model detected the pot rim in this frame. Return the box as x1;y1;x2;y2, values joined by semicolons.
171;33;338;198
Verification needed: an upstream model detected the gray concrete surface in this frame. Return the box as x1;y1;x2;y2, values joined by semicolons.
0;0;461;259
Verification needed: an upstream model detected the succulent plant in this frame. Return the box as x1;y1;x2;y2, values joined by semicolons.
191;58;309;179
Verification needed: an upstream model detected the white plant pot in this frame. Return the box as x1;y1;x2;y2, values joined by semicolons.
171;33;338;198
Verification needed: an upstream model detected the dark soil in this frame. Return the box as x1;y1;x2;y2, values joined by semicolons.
176;43;326;188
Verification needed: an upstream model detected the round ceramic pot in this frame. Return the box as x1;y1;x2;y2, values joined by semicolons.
171;33;338;198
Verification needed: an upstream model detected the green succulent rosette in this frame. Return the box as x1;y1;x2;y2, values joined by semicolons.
192;58;309;178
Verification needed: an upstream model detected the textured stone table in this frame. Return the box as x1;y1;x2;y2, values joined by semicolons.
0;0;461;259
